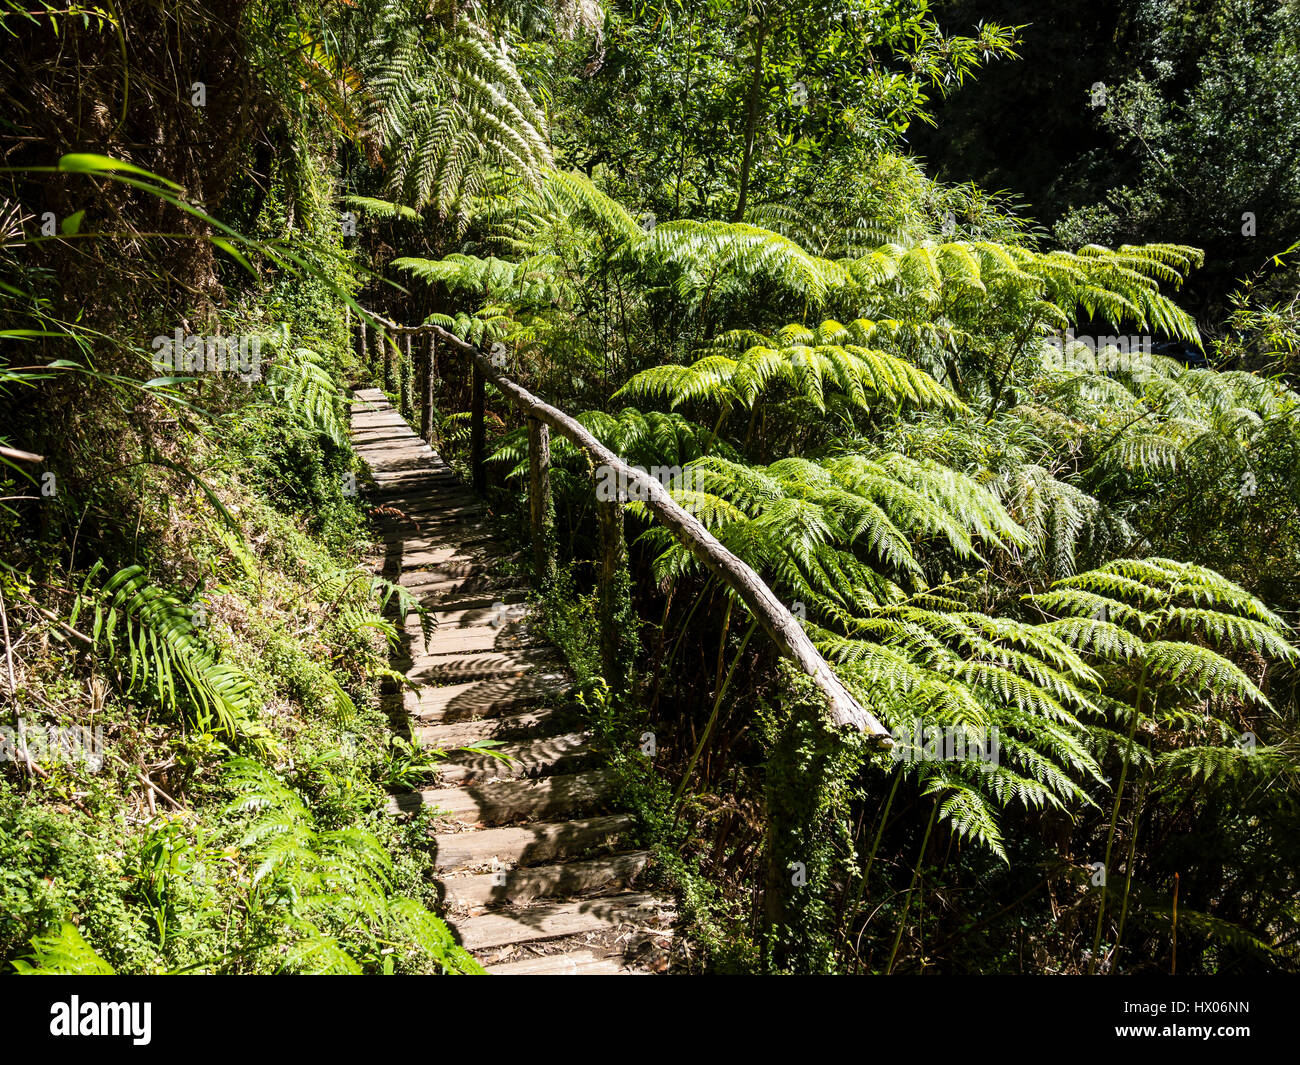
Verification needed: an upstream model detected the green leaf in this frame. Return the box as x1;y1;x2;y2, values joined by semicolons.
57;153;182;189
212;237;256;276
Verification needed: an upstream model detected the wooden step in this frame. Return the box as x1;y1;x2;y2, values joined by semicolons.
419;602;532;632
350;418;413;432
396;670;570;722
356;449;439;468
394;544;508;572
431;814;636;872
486;949;647;975
366;467;463;486
440;851;650;910
378;523;493;549
399;650;563;686
435;731;592;784
367;477;475;499
418;707;568;747
390;769;613;823
400;572;522;603
366;495;482;517
401;625;544;659
385;529;499;552
353;439;421;453
385;557;501;584
449;892;671;952
369;507;486;527
420;588;530;613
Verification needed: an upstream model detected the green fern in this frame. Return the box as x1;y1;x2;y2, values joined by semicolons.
11;922;115;975
267;346;347;447
70;563;265;746
224;758;483;975
617;318;966;424
357;7;551;222
342;195;419;222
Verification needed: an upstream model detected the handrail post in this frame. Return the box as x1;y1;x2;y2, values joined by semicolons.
527;415;555;582
421;334;435;446
401;334;414;420
596;491;631;693
470;359;486;493
383;334;397;396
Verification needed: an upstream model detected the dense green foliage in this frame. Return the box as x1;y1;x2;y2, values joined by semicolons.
3;0;1298;976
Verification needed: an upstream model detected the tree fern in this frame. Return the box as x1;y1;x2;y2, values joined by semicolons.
356;5;551;222
616;318;966;421
1025;556;1299;966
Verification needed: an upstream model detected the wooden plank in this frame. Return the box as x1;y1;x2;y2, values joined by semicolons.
430;814;636;872
385;531;500;554
415;707;565;748
402;649;566;686
448;892;671;951
384;556;505;584
407;578;527;608
411;601;531;633
365;472;466;493
486;950;643;976
389;769;613;823
399;670;570;721
405;624;544;658
388;543;506;571
434;731;592;784
440;851;650;910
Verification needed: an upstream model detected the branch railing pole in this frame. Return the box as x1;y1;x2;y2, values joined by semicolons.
470;359;486;493
353;309;891;742
527;415;555;582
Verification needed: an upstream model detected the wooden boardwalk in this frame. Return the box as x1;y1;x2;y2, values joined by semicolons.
350;388;674;975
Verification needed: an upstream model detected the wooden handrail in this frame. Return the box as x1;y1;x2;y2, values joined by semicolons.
358;311;891;742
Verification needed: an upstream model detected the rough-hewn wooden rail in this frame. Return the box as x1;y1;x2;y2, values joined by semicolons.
357;310;891;743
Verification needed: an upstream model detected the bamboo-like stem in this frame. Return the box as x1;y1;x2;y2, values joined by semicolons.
1090;664;1151;973
1113;763;1153;970
841;765;903;971
674;619;758;810
886;797;940;974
